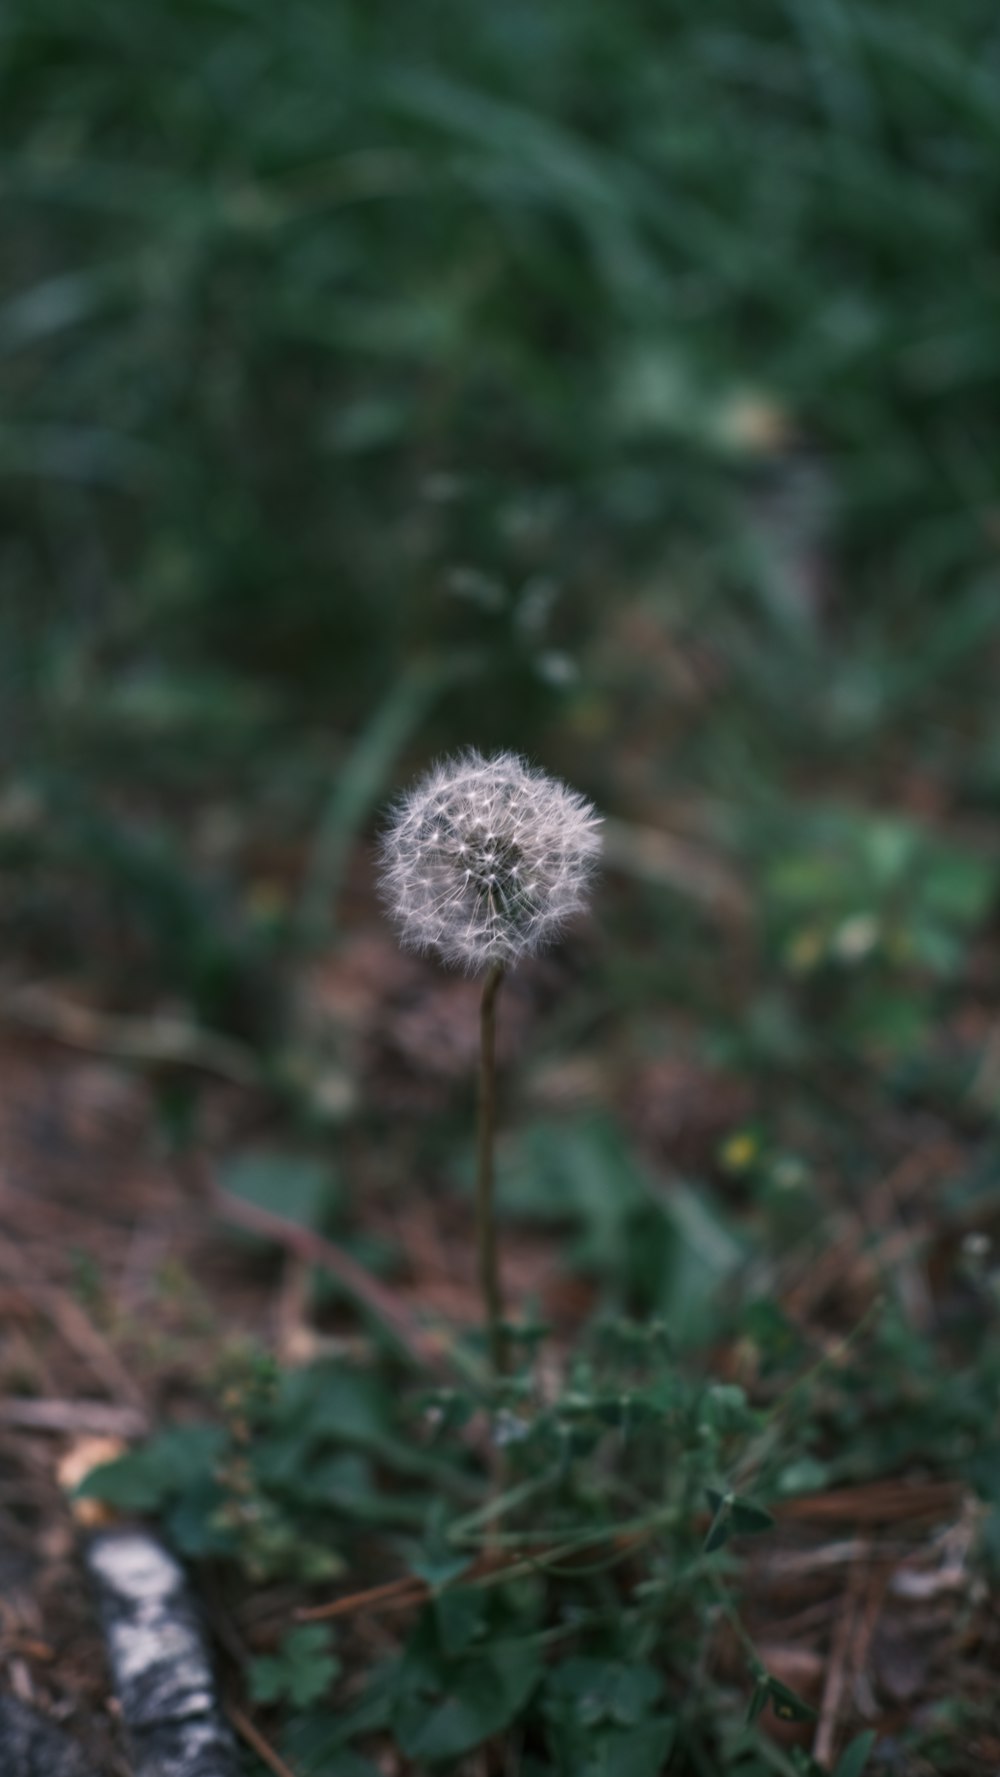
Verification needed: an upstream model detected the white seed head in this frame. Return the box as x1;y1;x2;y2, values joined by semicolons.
378;750;602;973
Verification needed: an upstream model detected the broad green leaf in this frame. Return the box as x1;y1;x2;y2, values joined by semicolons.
76;1423;224;1510
219;1149;337;1233
586;1720;676;1777
394;1637;541;1762
832;1729;878;1777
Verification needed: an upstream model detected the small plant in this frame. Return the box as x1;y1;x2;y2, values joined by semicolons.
378;749;601;1372
249;1625;340;1709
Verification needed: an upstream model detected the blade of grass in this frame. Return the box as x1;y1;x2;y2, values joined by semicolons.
295;652;464;949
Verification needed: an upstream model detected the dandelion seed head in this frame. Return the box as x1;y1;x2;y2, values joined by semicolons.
377;749;602;972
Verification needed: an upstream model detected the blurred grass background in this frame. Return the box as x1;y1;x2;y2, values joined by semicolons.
3;0;1000;1059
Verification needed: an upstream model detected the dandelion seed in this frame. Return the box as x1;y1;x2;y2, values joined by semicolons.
377;750;602;974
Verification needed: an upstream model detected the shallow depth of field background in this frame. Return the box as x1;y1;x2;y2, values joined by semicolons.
4;5;1000;1764
5;2;1000;999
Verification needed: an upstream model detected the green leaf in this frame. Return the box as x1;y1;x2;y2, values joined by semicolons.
704;1515;731;1553
323;1756;384;1777
729;1494;776;1536
832;1730;877;1777
249;1626;340;1709
921;849;996;925
418;1388;476;1440
605;1664;662;1728
219;1149;338;1234
76;1423;224;1510
701;1384;755;1434
777;1456;830;1497
394;1637;541;1762
432;1587;487;1659
409;1547;474;1589
705;1486;773;1550
543;1662;674;1777
165;1477;236;1558
589;1721;675;1777
280;1660;399;1773
704;1489;733;1552
746;1678;770;1725
765;1675;818;1723
290;1662;397;1760
274;1364;393;1446
545;1658;662;1729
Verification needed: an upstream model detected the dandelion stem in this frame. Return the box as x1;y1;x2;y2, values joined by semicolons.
477;961;507;1374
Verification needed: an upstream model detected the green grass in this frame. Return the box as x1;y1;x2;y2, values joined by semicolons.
4;1;1000;762
3;0;1000;1021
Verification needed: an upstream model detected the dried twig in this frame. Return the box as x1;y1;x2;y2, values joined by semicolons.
3;984;259;1087
298;1526;653;1626
849;1562;891;1717
0;1398;147;1438
297;1573;427;1624
601;817;750;922
203;1167;452;1377
813;1545;871;1767
776;1480;962;1525
227;1703;300;1777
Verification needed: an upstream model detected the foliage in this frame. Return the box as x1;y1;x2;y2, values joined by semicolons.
249;1626;340;1710
78;1258;1000;1774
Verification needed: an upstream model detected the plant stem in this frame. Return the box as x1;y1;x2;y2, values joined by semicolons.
476;961;507;1374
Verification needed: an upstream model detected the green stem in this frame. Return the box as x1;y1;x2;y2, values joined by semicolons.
476;961;506;1374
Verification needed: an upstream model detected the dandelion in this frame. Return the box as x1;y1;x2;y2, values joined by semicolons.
378;751;601;1372
377;749;601;974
